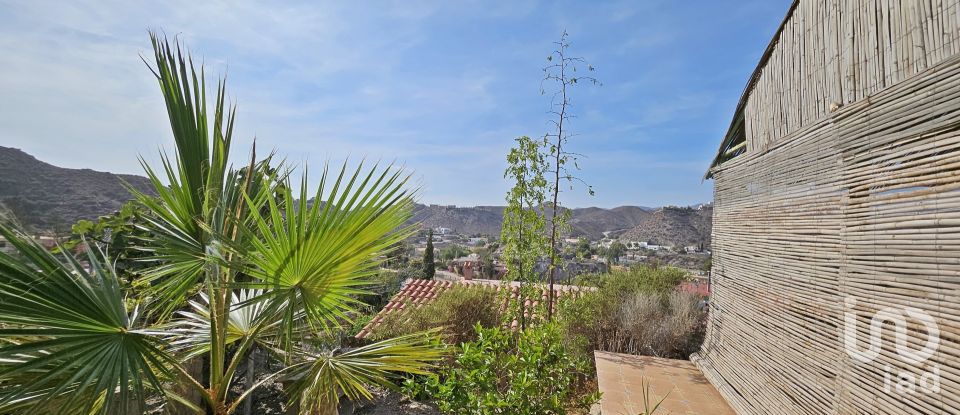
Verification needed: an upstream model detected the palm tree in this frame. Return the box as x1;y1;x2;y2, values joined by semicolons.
0;33;442;415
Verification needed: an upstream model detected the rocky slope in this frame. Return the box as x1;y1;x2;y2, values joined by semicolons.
618;205;713;248
0;146;154;233
568;205;651;238
409;205;505;236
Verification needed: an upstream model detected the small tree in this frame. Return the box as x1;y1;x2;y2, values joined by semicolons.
439;244;470;262
481;254;495;279
385;240;412;269
606;241;625;265
575;238;593;259
423;228;436;280
542;31;599;319
500;135;549;328
60;200;152;284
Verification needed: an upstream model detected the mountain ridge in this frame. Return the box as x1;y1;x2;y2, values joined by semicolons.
0;147;712;246
0;146;154;233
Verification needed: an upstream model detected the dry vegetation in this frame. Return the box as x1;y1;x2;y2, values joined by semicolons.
559;265;706;360
370;287;504;345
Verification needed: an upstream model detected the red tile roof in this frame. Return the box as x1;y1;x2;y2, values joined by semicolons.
356;278;594;339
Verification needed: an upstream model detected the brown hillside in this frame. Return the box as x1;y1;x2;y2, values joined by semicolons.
618;205;713;248
0;146;154;233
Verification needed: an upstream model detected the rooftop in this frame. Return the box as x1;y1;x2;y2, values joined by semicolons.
356;278;593;339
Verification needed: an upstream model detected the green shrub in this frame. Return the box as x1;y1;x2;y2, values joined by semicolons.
358;270;405;310
372;269;404;293
439;244;471;262
396;265;425;281
372;286;503;344
572;272;602;287
598;264;688;297
417;323;599;415
346;312;375;337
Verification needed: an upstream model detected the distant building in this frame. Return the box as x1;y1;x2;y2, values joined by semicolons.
623;241;647;250
617;253;647;265
449;254;505;280
355;278;595;339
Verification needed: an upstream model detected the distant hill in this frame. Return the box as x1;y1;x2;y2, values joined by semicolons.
410;204;505;236
0;147;711;245
568;205;652;239
618;205;713;248
0;146;153;233
409;204;658;240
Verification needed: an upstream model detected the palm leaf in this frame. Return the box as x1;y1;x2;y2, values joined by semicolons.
166;289;301;360
131;33;280;320
243;162;418;340
129;33;230;318
0;223;177;414
289;331;444;413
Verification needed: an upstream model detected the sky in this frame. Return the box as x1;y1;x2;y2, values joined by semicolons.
0;0;790;208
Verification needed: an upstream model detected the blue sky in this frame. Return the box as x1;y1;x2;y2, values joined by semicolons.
0;0;790;208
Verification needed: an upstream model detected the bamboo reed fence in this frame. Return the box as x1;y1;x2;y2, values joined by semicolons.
695;1;960;414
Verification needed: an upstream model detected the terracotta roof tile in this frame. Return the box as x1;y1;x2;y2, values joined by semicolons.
355;278;594;339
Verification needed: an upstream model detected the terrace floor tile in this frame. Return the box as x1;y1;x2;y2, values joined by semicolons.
594;351;734;415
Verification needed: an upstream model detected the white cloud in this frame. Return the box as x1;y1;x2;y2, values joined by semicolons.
0;1;504;176
0;0;764;208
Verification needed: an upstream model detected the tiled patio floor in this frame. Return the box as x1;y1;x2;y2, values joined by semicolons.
594;351;734;415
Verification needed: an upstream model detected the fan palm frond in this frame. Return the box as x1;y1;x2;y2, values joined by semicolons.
244;162;417;339
132;33;281;320
167;289;301;359
129;33;235;319
289;331;444;414
0;223;177;414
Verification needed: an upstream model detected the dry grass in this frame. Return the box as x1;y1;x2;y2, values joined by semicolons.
559;266;706;360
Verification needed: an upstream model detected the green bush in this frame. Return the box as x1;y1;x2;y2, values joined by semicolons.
416;323;599;415
396;265;425;281
371;286;503;344
439;244;471;262
346;312;376;337
372;269;404;292
598;264;688;297
358;270;405;310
